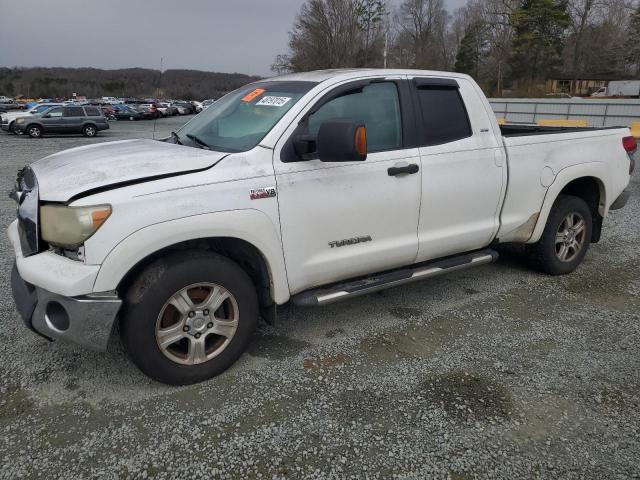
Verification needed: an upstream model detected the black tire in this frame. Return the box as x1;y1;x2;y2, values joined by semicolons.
9;122;16;133
120;251;259;385
82;124;97;137
526;194;592;275
26;124;42;138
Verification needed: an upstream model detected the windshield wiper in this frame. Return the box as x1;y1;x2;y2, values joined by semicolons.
170;131;182;145
186;133;211;150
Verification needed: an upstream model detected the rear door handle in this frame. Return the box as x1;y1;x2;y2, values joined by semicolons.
388;163;419;176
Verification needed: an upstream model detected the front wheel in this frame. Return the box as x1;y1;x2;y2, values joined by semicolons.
26;125;43;138
120;251;259;385
526;194;592;275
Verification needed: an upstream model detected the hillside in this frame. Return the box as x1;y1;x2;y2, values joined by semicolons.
0;67;262;100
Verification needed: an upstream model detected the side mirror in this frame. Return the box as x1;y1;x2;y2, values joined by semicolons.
42;114;50;118
316;119;367;162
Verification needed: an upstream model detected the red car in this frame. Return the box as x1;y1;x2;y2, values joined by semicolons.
136;104;161;119
101;105;116;120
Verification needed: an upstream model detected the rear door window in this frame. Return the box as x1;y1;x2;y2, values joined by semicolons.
415;85;471;146
84;107;101;116
64;107;85;117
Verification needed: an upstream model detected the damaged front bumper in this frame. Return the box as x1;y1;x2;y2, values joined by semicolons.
11;264;122;350
8;220;122;351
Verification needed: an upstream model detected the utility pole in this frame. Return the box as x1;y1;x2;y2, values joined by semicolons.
383;30;388;68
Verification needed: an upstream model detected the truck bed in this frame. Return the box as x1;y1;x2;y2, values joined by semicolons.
500;124;620;137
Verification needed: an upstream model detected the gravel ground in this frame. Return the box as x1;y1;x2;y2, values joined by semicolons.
0;117;638;480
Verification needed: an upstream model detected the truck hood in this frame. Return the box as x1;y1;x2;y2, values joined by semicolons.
30;139;227;202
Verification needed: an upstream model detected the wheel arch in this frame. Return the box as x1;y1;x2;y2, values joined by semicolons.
25;122;43;134
529;164;608;244
117;237;275;310
92;210;290;305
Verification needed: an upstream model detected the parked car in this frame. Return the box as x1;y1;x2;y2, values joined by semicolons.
156;103;178;117
191;101;204;113
201;99;216;109
0;103;24;114
0;96;14;103
101;105;117;120
136;104;161;119
8;69;633;385
173;102;195;115
1;103;64;133
113;106;142;121
12;105;109;137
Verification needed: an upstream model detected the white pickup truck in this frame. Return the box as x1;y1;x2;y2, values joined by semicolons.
9;69;634;384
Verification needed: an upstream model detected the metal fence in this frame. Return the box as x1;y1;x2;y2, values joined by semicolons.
488;98;640;127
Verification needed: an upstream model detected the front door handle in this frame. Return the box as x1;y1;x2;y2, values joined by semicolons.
388;163;419;176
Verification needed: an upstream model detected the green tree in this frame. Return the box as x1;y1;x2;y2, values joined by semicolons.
355;0;387;65
5;81;14;96
454;21;487;77
510;0;570;89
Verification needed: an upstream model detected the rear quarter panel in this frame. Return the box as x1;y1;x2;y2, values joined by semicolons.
498;128;631;243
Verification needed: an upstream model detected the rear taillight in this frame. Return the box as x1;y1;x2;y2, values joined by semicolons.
622;136;637;154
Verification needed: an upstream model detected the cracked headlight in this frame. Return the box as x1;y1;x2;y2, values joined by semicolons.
40;204;111;248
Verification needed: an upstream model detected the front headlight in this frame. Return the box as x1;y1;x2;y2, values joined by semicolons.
40;204;111;248
16;118;25;124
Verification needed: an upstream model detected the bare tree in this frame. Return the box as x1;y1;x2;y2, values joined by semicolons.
393;0;451;69
273;0;389;73
566;0;604;92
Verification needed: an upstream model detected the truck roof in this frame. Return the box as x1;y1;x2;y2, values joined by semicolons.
269;68;471;84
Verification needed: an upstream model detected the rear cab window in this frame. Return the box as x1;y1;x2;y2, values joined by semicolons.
414;79;472;146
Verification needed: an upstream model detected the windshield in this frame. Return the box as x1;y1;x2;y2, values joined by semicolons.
176;81;316;152
30;105;52;114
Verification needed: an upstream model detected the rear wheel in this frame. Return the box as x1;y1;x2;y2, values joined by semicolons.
82;124;97;137
120;251;259;385
26;125;42;138
527;194;592;275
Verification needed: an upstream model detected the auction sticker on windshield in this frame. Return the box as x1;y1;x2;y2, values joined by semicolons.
256;96;292;107
242;88;265;102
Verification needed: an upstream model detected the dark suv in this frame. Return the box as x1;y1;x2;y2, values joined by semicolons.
13;105;110;138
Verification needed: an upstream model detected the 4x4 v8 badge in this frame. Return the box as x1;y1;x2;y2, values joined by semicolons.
249;187;277;200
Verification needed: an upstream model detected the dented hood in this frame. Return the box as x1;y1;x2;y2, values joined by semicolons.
30;139;227;202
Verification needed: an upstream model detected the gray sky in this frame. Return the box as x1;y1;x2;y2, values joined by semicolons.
0;0;467;77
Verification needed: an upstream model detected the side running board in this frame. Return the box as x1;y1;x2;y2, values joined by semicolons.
291;249;498;307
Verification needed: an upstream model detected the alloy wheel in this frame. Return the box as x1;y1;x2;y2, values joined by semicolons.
555;212;586;262
155;282;239;365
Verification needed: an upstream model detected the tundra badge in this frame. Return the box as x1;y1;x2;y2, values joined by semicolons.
250;187;277;200
329;235;372;248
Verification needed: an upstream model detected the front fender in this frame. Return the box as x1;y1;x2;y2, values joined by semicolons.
92;209;290;304
528;162;608;243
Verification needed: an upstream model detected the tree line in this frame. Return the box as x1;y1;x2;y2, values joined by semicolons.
0;67;260;100
273;0;640;96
